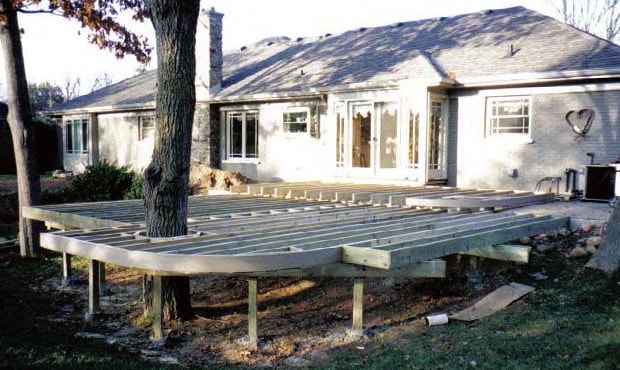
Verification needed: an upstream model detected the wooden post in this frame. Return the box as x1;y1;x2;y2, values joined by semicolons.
470;256;480;270
99;262;109;295
152;275;164;341
62;252;72;286
248;278;258;347
352;277;364;337
87;259;100;318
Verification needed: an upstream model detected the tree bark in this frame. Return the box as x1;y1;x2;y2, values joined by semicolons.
587;201;620;275
142;0;200;321
0;0;43;257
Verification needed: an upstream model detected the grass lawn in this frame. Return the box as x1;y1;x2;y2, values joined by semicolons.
0;226;619;369
0;175;16;181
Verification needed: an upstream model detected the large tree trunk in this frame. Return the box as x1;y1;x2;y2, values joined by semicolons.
0;0;43;257
587;201;620;275
142;0;200;321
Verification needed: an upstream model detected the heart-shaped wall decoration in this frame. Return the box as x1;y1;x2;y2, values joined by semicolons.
565;109;595;135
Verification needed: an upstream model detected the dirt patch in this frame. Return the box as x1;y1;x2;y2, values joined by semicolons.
189;163;251;195
26;254;490;367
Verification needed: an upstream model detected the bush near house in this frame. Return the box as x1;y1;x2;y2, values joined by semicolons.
69;160;137;202
0;161;251;221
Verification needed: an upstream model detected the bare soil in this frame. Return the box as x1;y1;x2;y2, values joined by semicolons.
35;256;504;368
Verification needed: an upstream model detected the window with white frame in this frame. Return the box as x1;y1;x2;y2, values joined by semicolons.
227;111;258;159
283;108;309;134
487;97;531;136
138;115;155;141
65;119;88;154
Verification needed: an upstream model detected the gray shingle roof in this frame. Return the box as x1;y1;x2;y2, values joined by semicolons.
49;6;620;113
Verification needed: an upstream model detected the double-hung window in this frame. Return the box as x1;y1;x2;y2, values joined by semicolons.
487;97;531;136
283;108;309;134
138;116;155;141
65;119;89;154
227;111;258;160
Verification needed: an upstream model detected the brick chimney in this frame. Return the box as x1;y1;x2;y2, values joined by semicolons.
195;6;223;100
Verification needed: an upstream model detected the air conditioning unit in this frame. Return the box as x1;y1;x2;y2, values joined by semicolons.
577;165;616;201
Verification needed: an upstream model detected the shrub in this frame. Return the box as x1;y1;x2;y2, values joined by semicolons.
70;160;136;202
124;174;144;200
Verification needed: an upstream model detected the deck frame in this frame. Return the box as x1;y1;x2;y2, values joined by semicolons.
23;183;565;342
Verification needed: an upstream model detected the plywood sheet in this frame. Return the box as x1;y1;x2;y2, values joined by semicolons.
450;282;534;321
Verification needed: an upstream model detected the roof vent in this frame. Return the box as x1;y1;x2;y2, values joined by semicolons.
240;46;247;51
482;9;494;15
436;17;447;22
324;33;332;37
296;37;304;42
507;43;520;57
358;27;367;32
391;22;404;28
267;41;275;46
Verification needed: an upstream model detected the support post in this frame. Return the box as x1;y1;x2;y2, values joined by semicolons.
352;277;364;337
248;278;258;347
62;252;72;286
87;259;100;318
99;262;109;296
152;275;164;341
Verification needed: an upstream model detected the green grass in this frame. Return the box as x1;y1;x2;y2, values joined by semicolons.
0;251;172;370
316;250;620;370
1;227;619;369
0;173;55;181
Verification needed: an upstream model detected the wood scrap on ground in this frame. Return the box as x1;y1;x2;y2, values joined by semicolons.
450;282;535;321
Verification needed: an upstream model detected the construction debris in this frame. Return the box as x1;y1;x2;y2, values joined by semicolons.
450;282;535;321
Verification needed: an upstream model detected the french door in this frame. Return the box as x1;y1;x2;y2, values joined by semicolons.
427;96;448;180
346;102;399;178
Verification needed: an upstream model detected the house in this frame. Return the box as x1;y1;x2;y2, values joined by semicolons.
46;6;620;191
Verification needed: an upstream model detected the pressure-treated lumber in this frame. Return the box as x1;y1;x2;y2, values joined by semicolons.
240;261;446;278
88;259;101;317
342;217;569;269
152;275;164;341
40;231;343;273
461;244;531;263
405;192;555;209
62;252;72;286
352;278;364;337
248;278;258;346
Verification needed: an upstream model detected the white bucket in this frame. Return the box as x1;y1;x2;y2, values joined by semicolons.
425;313;449;326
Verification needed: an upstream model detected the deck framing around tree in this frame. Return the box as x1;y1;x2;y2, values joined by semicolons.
23;183;567;342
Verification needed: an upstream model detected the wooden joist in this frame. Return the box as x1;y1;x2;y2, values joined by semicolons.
405;191;555;210
461;244;531;263
342;216;568;269
40;212;567;275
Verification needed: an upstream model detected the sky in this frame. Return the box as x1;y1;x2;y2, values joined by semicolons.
0;0;556;96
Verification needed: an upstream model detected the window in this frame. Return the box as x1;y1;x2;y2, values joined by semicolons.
138;116;155;141
335;105;345;167
65;119;88;154
487;97;531;136
408;110;420;169
283;109;309;133
227;111;258;159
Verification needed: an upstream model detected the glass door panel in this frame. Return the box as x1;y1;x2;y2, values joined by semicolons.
428;97;447;180
378;103;398;169
351;104;372;169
